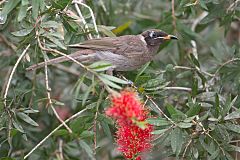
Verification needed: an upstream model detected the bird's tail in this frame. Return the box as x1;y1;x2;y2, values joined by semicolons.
26;51;94;71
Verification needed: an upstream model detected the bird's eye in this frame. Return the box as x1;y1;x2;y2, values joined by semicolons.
149;31;156;38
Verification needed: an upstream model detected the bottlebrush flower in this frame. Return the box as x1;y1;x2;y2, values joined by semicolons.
116;124;153;159
106;90;147;125
106;89;153;160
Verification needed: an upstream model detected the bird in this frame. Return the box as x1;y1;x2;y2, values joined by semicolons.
26;29;177;71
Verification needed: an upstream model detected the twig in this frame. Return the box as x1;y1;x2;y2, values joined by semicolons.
2;44;30;156
3;44;30;107
227;0;240;13
165;86;192;92
175;65;214;77
192;118;226;156
1;67;12;97
230;139;240;143
0;34;17;51
72;0;100;38
191;11;208;59
214;58;240;76
38;35;72;133
93;88;105;154
76;1;100;38
58;139;64;160
182;139;192;158
171;0;177;32
53;64;81;76
73;1;92;39
0;0;7;5
23;107;88;159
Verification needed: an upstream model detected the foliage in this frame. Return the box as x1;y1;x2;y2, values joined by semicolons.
0;0;240;159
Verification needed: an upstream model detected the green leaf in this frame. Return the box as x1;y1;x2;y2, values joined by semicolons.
142;77;165;88
79;140;95;160
80;131;94;139
41;21;60;29
88;61;112;72
170;127;183;156
144;81;170;91
147;118;171;126
85;102;97;110
82;82;95;106
177;122;193;128
225;123;240;133
17;0;29;22
62;15;78;32
98;25;116;37
45;35;66;50
99;74;128;84
32;0;40;19
192;77;198;97
224;110;240;120
215;93;220;117
98;76;122;89
200;5;225;24
199;0;208;10
51;0;72;10
209;148;220;160
1;0;20;18
227;144;240;153
53;129;69;137
190;54;200;68
222;96;238;117
100;121;112;140
152;128;169;135
23;109;39;114
11;28;33;37
135;62;150;82
17;112;39;126
12;120;25;133
186;101;201;117
166;104;186;120
0;158;15;160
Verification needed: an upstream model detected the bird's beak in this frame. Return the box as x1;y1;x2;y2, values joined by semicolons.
163;35;178;40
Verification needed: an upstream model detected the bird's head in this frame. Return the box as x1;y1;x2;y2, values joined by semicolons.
141;29;178;46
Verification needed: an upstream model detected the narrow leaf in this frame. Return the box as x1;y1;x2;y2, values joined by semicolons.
11;28;33;37
17;112;39;126
99;74;128;84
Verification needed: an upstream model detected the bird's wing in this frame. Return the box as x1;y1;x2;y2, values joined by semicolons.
68;37;122;51
68;35;147;58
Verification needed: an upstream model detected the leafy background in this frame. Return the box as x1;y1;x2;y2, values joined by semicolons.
0;0;240;159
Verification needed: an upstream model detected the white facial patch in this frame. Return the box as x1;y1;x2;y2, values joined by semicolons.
154;36;165;39
149;31;155;38
139;35;147;46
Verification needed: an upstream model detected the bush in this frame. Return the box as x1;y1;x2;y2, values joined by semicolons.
0;0;240;159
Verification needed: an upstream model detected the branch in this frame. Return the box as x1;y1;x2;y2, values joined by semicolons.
191;11;208;59
214;58;240;76
165;86;192;92
0;34;17;51
3;44;30;107
23;107;88;159
227;0;240;13
38;35;72;133
72;0;100;38
171;0;177;31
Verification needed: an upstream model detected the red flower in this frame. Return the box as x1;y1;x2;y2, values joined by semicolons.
116;124;153;159
106;90;146;125
106;90;153;159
